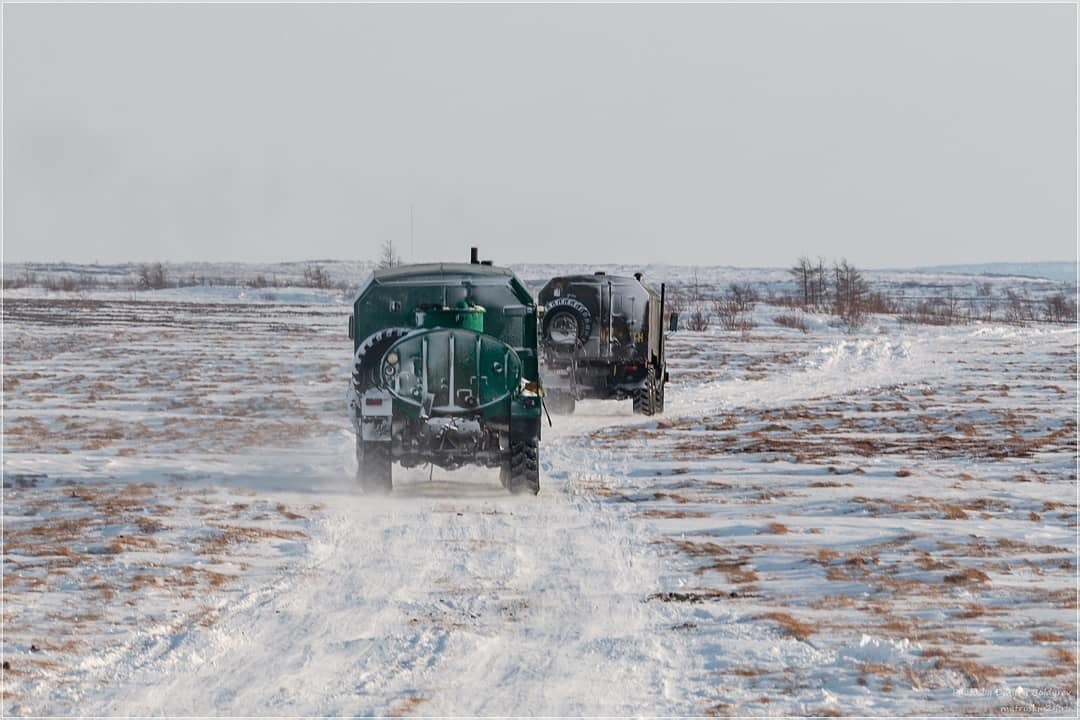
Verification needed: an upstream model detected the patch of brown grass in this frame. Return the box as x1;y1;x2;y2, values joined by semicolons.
814;548;840;564
954;604;988;619
107;534;159;553
943;568;991;587
940;504;969;520
1032;631;1065;643
766;522;790;535
637;509;710;519
275;503;305;521
757;611;814;641
699;558;759;584
389;696;429;717
1049;647;1076;666
196;524;306;554
949;659;1002;688
808;595;855;610
653;491;693;504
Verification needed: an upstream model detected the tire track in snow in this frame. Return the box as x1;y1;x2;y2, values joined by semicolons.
59;408;694;716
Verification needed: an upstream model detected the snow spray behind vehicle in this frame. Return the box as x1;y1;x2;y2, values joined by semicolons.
538;272;668;415
348;249;543;494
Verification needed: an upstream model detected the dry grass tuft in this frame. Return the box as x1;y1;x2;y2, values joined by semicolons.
637;509;710;519
757;611;815;641
940;504;969;520
275;503;305;521
943;568;991;586
767;522;790;535
389;696;429;717
954;603;987;619
815;548;840;564
809;595;855;610
1032;631;1065;643
949;659;1002;688
699;558;759;584
1049;647;1076;666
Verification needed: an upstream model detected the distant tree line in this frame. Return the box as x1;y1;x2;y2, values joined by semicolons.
665;256;1076;332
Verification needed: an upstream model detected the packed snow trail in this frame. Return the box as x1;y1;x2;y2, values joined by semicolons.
59;410;695;716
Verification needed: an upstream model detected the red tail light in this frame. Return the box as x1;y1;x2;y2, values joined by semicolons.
365;398;383;407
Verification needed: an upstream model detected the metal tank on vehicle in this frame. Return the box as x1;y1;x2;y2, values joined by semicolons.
537;272;668;415
348;248;543;494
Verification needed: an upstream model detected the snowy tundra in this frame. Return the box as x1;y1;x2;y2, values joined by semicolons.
2;270;1076;716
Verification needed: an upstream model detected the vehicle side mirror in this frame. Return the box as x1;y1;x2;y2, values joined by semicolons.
668;312;679;332
349;314;354;339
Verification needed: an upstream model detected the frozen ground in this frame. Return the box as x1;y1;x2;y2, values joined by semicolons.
2;287;1076;716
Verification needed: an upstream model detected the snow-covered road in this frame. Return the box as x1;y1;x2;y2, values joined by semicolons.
51;407;700;716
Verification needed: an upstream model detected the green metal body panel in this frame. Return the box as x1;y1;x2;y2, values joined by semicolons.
351;263;542;425
415;304;486;333
381;327;523;420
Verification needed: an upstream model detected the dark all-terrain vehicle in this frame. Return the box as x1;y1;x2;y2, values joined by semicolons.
538;272;668;415
348;249;543;495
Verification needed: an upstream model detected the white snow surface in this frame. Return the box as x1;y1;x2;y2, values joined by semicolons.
3;285;1076;716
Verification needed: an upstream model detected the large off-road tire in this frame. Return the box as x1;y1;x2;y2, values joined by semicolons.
502;435;540;495
632;368;658;416
352;327;413;393
541;297;592;349
545;390;576;415
357;438;392;494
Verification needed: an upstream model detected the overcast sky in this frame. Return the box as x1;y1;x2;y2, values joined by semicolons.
4;3;1076;268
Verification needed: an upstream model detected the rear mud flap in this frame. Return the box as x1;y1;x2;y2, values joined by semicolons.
360;389;393;441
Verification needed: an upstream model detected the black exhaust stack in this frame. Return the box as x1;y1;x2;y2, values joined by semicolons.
470;247;480;265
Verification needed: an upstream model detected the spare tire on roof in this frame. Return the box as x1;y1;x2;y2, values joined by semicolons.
542;296;592;347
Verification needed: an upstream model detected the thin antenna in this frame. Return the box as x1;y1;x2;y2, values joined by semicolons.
409;204;415;262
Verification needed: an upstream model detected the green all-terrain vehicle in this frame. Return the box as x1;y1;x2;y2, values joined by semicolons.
348;249;543;494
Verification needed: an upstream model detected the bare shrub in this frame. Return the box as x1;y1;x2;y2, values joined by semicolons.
1003;289;1036;324
726;283;757;312
1044;292;1076;323
137;263;169;290
773;314;808;332
713;285;755;331
250;274;280;289
684;309;710;332
302;264;332;289
43;275;82;292
3;269;36;289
